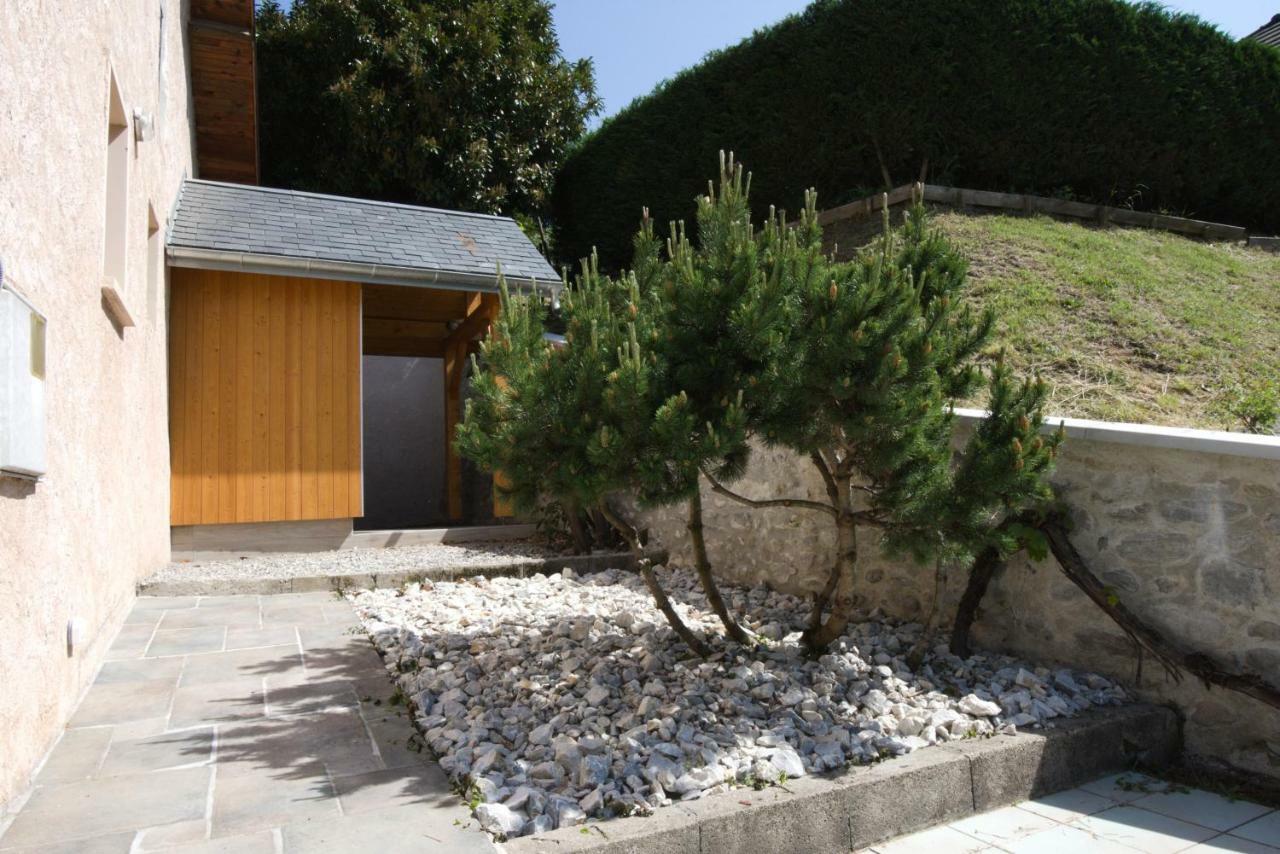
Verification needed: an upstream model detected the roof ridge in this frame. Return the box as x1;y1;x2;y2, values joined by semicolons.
184;179;520;225
1244;13;1280;41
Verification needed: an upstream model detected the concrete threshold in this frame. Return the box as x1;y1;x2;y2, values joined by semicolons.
138;550;642;596
500;703;1180;854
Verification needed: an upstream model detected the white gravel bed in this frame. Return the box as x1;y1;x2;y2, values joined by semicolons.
350;567;1129;840
150;540;560;583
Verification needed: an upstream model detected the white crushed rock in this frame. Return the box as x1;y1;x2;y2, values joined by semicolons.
350;567;1128;838
150;540;559;584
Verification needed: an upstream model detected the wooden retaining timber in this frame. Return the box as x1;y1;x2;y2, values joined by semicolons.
816;183;1254;243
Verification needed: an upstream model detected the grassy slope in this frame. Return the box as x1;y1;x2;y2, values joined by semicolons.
930;211;1280;432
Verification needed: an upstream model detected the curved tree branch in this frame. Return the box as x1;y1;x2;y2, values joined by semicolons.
809;450;840;505
700;468;837;516
1041;517;1280;710
687;488;754;645
951;511;1280;712
599;502;712;658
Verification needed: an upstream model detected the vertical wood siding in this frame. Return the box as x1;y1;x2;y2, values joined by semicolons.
169;269;362;525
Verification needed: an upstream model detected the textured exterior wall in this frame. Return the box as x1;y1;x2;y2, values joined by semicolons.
0;0;194;810
643;421;1280;781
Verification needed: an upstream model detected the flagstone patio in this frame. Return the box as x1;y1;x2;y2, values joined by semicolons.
865;773;1279;854
0;592;495;854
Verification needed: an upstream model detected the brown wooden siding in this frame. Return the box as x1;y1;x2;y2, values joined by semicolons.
169;269;362;525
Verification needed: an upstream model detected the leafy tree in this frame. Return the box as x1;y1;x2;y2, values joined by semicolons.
255;0;598;217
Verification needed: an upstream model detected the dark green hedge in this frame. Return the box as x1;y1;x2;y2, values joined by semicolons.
553;0;1280;269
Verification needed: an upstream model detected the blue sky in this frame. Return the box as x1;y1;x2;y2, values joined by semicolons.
550;0;1277;125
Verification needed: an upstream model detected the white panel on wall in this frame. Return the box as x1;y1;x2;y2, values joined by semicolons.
0;282;47;479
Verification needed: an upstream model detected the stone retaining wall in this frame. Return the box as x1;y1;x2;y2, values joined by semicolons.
642;413;1280;781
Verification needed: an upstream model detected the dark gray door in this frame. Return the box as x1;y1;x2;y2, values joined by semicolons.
357;355;446;530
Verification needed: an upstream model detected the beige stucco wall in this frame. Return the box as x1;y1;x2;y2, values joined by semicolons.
644;418;1280;781
0;0;194;810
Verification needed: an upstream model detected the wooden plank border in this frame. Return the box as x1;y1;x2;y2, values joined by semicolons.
815;183;1252;243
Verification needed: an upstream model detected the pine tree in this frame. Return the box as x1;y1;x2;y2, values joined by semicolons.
746;188;1063;653
457;250;748;656
460;161;1061;659
632;153;803;646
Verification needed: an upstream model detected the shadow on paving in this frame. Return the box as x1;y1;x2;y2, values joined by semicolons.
0;593;498;853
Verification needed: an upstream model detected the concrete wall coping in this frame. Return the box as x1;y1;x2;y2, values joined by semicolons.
953;407;1280;461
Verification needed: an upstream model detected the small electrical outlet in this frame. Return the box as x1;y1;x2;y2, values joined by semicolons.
66;618;87;656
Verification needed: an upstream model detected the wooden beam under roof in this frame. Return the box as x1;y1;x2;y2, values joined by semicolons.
189;0;258;184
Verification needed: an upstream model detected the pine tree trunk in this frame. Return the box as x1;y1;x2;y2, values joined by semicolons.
949;545;1001;658
907;557;946;668
599;503;712;658
564;499;591;554
687;489;753;645
803;475;858;653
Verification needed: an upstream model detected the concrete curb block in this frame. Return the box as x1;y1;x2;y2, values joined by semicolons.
500;704;1179;854
138;550;646;596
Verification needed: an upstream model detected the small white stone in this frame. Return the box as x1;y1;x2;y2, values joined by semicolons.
580;786;604;814
769;748;805;778
671;766;720;794
779;686;807;706
958;694;1002;717
475;802;525;837
750;758;781;783
551;797;586;828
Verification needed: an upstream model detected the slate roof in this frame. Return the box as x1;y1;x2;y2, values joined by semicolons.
167;180;558;287
1245;13;1280;48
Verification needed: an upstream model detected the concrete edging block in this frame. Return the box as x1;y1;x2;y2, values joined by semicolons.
139;551;644;597
501;704;1178;854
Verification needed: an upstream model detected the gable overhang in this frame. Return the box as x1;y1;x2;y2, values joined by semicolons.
165;245;559;295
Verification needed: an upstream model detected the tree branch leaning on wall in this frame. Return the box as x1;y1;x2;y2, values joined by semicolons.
950;510;1280;712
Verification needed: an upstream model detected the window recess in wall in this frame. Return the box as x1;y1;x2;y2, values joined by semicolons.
102;69;134;330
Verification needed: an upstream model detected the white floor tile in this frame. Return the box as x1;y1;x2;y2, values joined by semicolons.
1003;822;1142;854
1019;788;1117;823
1231;812;1280;848
1075;805;1219;853
872;825;992;854
952;805;1058;846
1134;789;1272;833
1184;833;1280;853
1080;773;1169;804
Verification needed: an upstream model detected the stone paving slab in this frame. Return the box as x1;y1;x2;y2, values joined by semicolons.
0;592;495;854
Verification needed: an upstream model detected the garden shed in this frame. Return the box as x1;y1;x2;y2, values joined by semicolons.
164;179;557;547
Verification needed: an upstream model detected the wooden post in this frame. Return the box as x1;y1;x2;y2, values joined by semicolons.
443;335;466;520
443;292;501;522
